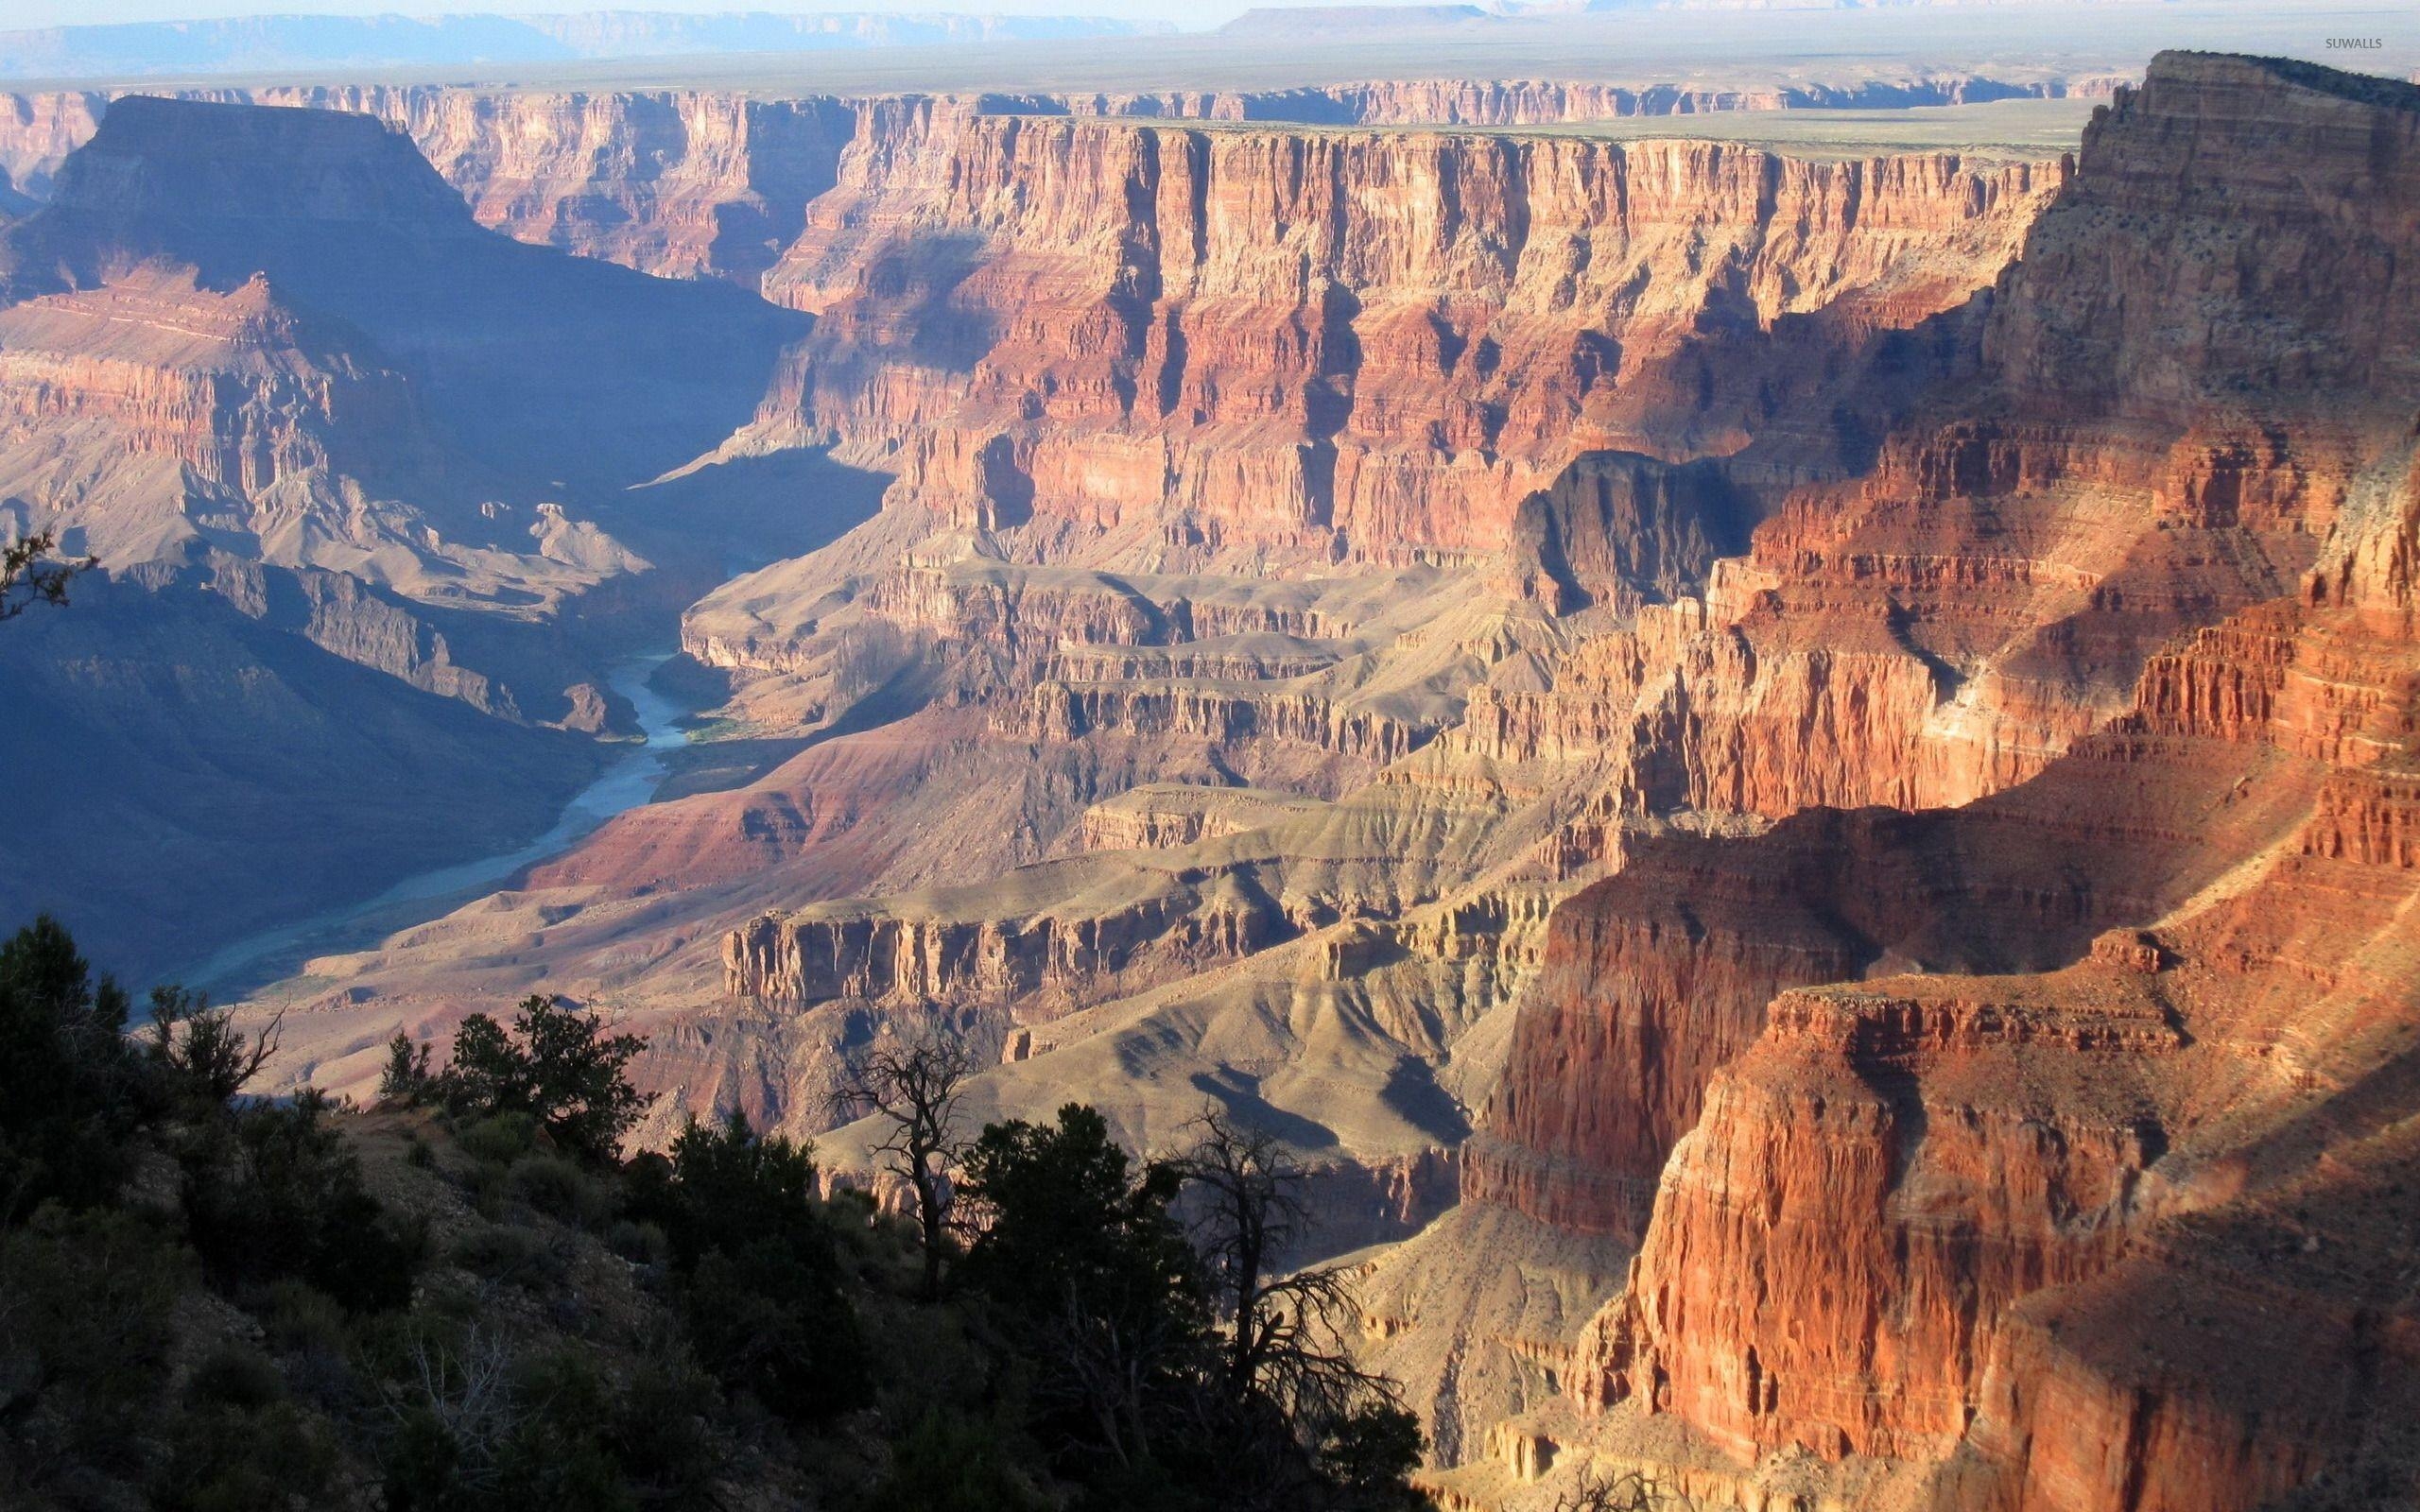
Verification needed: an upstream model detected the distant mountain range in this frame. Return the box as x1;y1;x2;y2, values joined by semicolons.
0;10;1173;81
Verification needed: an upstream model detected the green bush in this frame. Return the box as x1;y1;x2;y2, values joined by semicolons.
450;1223;562;1289
683;1240;869;1421
863;1409;1049;1512
510;1153;614;1228
0;1205;185;1490
0;916;142;1212
179;1091;425;1313
187;1343;285;1410
610;1354;723;1511
458;1110;544;1166
157;1398;340;1512
605;1217;670;1268
374;1333;716;1512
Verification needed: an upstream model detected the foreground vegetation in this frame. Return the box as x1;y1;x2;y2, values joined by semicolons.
0;916;1428;1511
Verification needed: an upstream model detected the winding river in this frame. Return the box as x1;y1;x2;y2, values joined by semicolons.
183;650;693;997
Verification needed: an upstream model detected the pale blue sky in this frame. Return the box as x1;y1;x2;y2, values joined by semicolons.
4;0;1287;28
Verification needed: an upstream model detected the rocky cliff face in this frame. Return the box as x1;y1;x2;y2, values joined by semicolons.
0;86;856;284
1422;53;2420;1512
0;76;2099;289
755;101;2057;563
0;95;803;591
243;87;861;286
1045;74;2118;127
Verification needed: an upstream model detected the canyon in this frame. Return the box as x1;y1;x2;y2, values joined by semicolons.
1;32;2414;1512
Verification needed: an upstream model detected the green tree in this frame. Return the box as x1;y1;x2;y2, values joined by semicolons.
0;1206;185;1496
959;1104;1205;1475
178;1089;424;1313
625;1110;870;1422
0;915;141;1218
434;996;648;1162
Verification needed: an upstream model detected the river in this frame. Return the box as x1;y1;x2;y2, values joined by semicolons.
182;649;693;997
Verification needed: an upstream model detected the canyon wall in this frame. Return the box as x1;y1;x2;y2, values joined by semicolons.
1423;52;2420;1512
34;53;2404;1512
0;75;2101;289
759;102;2057;562
1041;74;2120;127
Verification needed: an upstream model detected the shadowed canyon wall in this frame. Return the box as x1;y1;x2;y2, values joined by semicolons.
1417;52;2420;1512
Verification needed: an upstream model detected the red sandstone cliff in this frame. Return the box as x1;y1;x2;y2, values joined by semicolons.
1434;53;2420;1512
753;101;2056;562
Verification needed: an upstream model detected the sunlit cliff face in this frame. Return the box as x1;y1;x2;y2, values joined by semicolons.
1;41;2416;1512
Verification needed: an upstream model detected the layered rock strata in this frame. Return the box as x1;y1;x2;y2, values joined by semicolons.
759;102;2059;562
1422;53;2420;1512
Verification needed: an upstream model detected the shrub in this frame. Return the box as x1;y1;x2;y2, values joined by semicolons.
458;1110;543;1166
157;1398;340;1512
374;1331;712;1512
450;1224;562;1289
683;1240;868;1422
0;1205;185;1488
611;1354;723;1511
863;1409;1049;1512
510;1154;613;1228
605;1217;670;1268
186;1343;285;1410
179;1091;425;1313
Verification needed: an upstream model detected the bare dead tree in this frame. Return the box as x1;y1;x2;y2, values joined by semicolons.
1554;1468;1694;1512
0;532;93;622
1173;1109;1399;1430
146;986;285;1105
834;1034;975;1297
381;1326;527;1502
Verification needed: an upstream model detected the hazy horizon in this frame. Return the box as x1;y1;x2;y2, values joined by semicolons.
0;0;1279;30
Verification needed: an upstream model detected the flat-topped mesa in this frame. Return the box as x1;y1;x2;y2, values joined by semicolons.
34;95;475;244
1047;74;2114;127
761;99;2058;562
1077;783;1325;851
1005;681;1437;765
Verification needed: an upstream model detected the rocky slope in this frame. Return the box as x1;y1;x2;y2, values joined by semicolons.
234;95;2066;1280
1410;52;2420;1511
0;97;821;979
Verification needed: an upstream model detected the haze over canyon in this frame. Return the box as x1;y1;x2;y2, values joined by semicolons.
2;6;2417;1510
